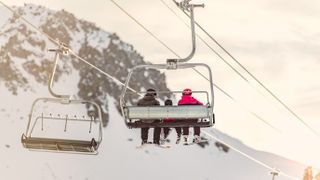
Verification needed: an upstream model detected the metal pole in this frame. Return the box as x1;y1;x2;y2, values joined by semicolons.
48;43;70;99
173;0;204;63
271;171;279;180
177;5;195;63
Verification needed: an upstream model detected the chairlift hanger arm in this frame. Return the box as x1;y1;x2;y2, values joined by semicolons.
171;0;204;63
48;42;71;100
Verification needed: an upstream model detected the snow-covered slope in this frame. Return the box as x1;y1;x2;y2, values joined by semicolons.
0;93;306;180
0;4;307;180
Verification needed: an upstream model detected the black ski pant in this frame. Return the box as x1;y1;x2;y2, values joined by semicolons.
183;127;200;136
163;127;182;138
182;119;200;136
141;127;161;144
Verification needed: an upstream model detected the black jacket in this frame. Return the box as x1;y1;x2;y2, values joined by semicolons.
137;94;160;106
137;94;160;123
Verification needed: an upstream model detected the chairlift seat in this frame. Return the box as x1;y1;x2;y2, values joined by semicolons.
125;105;210;119
124;105;214;128
21;134;98;154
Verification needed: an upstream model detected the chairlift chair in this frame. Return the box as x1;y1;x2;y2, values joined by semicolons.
21;98;102;154
120;63;215;128
21;44;103;154
21;98;103;154
120;0;214;129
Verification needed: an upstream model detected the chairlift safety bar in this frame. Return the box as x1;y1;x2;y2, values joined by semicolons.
24;97;103;145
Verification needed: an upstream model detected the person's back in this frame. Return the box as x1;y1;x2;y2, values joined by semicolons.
178;94;203;105
137;89;161;145
137;93;159;106
178;88;203;144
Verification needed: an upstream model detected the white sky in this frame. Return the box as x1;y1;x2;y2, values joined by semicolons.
1;0;320;170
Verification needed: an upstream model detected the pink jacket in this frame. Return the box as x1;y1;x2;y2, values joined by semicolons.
178;95;203;105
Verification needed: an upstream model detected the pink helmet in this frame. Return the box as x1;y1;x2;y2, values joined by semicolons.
182;88;192;95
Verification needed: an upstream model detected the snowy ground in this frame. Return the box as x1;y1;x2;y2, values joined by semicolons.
0;89;306;180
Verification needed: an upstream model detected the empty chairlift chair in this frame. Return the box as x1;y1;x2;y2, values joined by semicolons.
21;98;103;154
21;45;103;154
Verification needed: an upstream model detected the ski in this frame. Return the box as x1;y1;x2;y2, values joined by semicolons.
136;142;153;149
136;142;171;149
155;144;171;149
183;139;208;146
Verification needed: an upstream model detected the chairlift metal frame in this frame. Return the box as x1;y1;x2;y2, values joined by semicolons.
21;43;103;155
120;0;215;129
120;63;215;128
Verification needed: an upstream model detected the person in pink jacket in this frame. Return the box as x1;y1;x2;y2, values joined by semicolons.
178;88;203;144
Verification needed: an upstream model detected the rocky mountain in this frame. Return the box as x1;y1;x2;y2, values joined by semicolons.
0;4;169;126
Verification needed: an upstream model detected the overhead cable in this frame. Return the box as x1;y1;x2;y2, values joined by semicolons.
0;1;300;178
202;130;300;180
109;0;281;132
169;0;320;138
0;0;141;96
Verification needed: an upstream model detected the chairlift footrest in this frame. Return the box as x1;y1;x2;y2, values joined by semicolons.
21;135;98;153
127;120;213;128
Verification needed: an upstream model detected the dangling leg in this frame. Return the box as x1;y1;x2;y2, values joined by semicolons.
153;127;161;145
163;127;171;139
194;126;200;136
175;127;182;144
160;127;170;144
141;127;149;145
193;127;201;143
182;127;189;144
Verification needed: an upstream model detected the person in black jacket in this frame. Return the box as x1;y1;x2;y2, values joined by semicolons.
137;88;161;145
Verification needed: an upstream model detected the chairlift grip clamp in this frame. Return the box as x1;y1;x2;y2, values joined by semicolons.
48;40;69;55
60;97;71;104
177;0;205;11
166;59;178;69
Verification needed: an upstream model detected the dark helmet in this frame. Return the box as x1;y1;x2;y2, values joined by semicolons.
164;99;173;106
182;88;192;95
146;88;157;96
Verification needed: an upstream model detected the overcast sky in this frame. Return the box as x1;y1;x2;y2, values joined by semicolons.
2;0;320;169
